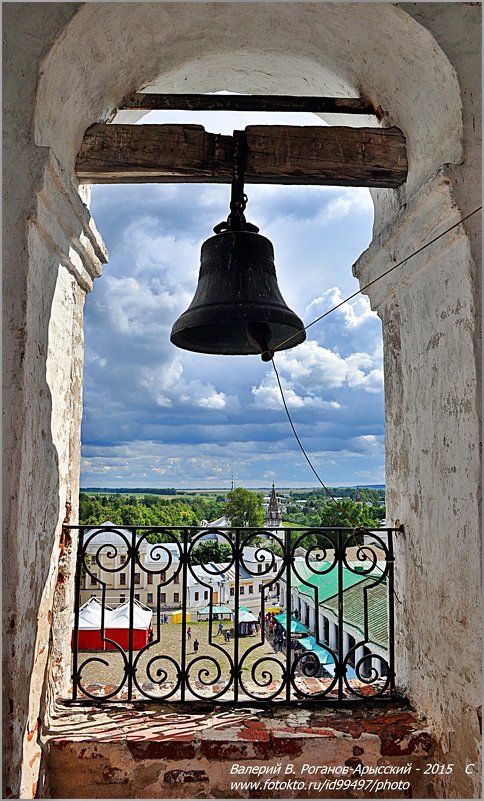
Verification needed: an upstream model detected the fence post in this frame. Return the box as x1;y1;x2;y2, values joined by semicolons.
337;529;344;702
71;526;84;701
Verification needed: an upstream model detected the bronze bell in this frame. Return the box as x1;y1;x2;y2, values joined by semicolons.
171;129;306;360
170;228;306;360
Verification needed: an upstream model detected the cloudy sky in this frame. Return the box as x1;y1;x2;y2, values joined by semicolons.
81;108;384;489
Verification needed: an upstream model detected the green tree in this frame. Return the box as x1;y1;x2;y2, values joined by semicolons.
370;505;386;521
191;541;233;565
224;487;265;527
318;498;380;529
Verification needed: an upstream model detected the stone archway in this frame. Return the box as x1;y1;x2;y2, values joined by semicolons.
4;3;481;798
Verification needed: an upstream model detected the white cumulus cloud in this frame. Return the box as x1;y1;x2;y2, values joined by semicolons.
273;340;383;394
197;390;227;410
252;377;342;411
320;187;374;222
306;286;378;329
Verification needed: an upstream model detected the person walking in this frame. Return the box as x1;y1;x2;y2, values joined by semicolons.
193;639;199;653
218;621;224;636
187;626;192;640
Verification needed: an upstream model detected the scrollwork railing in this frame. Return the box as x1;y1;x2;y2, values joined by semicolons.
68;524;398;705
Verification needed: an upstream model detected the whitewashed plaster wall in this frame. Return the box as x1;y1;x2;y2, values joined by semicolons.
352;8;481;796
3;6;107;797
3;3;481;798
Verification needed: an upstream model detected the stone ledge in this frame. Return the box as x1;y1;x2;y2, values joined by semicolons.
42;701;435;798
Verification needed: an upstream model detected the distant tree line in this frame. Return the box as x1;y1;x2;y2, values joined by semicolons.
285;496;384;527
79;492;225;529
81;487;179;495
79;486;385;552
79;487;266;529
287;487;385;504
78;488;267;554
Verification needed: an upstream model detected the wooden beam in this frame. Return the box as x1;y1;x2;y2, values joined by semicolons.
246;125;407;187
119;92;377;116
76;125;234;184
76;124;407;187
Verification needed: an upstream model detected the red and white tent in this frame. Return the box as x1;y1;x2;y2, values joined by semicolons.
73;597;111;650
72;598;152;651
105;600;152;650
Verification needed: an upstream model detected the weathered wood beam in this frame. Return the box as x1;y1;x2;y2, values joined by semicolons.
119;92;377;116
76;125;234;184
76;124;407;187
246;125;407;187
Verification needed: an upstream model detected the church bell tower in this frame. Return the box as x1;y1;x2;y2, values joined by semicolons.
265;483;283;528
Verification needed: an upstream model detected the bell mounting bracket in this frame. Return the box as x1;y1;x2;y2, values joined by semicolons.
213;130;259;234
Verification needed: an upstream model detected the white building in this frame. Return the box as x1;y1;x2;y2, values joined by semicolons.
81;524;282;614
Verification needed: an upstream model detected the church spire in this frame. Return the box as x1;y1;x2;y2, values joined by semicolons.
265;483;282;528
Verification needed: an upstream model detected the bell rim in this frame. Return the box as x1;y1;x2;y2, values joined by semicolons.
169;329;306;356
170;313;306;356
171;302;305;334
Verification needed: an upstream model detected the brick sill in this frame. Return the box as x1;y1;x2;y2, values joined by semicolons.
41;700;434;798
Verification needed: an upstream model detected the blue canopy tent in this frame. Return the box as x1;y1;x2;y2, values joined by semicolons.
298;634;357;680
322;662;357;680
298;635;333;664
275;612;309;635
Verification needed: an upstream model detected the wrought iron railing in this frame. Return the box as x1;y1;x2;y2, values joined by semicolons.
67;524;399;705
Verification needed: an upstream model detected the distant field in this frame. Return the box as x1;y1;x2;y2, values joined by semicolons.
81;486;384;494
81;490;180;500
81;488;227;497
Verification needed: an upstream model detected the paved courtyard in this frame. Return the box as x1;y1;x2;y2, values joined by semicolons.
73;620;293;701
72;618;386;703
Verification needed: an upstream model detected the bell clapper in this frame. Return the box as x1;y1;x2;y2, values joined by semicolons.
245;322;274;361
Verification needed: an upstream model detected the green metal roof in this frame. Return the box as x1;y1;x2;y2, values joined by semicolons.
291;560;378;602
321;578;388;648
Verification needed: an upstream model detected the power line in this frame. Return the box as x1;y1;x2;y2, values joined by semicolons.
272;355;400;601
271;357;354;521
273;205;482;354
269;206;481;596
269;205;482;504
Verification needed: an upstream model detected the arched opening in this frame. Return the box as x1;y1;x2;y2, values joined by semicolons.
83;104;379;492
4;4;480;798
